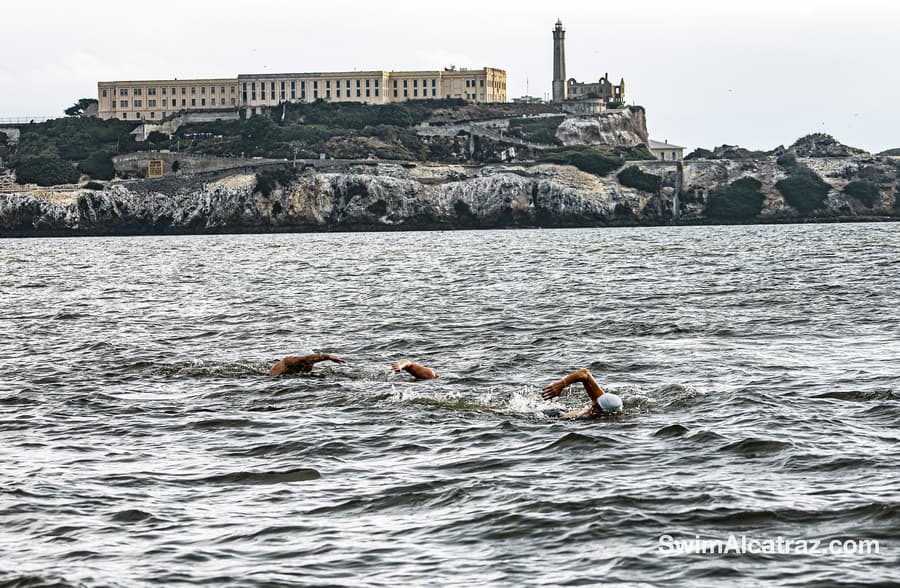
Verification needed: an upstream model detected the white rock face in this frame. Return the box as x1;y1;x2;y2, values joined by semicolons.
555;109;649;148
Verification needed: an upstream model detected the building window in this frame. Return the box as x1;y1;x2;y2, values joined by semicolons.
102;89;108;97
345;80;350;89
191;87;196;94
375;89;379;97
134;88;142;96
336;89;341;98
202;98;207;106
231;98;236;106
291;90;296;100
261;89;265;100
182;99;186;107
393;80;398;88
148;100;156;107
326;80;331;89
403;80;408;88
182;87;187;95
161;88;167;95
432;89;436;97
403;90;408;98
150;112;155;119
280;91;285;100
366;89;370;97
301;91;306;100
326;90;331;99
120;89;128;96
162;99;167;107
413;80;418;88
313;81;318;89
465;80;470;88
210;86;215;95
365;79;370;88
270;82;275;93
120;100;128;108
200;86;206;95
191;99;196;106
413;89;418;97
281;81;285;90
171;88;176;95
301;81;306;90
148;88;156;96
122;113;127;119
432;79;436;87
393;90;398;98
314;90;318;99
356;79;361;88
356;89;361;97
231;85;235;93
480;79;485;87
134;99;142;107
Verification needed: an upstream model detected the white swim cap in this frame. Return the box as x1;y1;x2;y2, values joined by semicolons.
597;393;623;413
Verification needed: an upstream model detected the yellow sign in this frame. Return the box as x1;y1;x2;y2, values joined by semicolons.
148;160;164;178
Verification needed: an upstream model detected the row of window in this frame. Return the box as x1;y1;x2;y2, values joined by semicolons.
103;85;237;98
115;97;237;109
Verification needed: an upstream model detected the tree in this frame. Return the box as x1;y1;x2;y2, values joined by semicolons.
775;169;831;214
14;154;80;185
65;98;99;117
705;177;765;220
77;150;115;180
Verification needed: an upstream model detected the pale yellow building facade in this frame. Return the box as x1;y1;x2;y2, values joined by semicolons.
98;67;506;121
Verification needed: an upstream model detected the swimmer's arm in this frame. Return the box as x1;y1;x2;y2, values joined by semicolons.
560;406;594;419
541;368;604;404
268;353;346;376
391;359;438;380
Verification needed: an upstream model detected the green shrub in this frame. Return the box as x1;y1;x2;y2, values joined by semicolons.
82;181;105;190
621;144;657;161
776;152;798;170
538;147;624;176
507;116;563;145
776;169;831;213
16;117;137;162
78;150;115;180
878;148;900;156
686;147;715;160
842;181;880;207
0;131;7;146
617;166;661;193
171;160;181;173
14;154;80;185
255;166;297;196
705;177;764;220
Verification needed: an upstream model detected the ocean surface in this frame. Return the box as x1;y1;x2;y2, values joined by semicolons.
1;224;899;587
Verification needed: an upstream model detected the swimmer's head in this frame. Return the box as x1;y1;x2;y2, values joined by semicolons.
594;393;623;415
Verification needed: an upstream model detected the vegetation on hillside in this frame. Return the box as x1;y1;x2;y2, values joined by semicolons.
842;181;881;207
617;166;661;193
775;168;831;213
705;177;765;220
538;147;624;176
878;148;900;156
14;154;80;185
506;116;563;145
65;98;99;117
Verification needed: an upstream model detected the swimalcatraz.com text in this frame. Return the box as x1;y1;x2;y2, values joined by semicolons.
658;534;880;556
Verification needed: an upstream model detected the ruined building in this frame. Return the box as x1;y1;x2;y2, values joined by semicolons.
552;19;625;107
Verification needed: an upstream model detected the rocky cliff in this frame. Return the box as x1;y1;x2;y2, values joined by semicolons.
2;150;897;237
555;107;649;148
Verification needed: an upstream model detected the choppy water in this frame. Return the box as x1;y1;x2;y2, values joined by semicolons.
1;224;899;587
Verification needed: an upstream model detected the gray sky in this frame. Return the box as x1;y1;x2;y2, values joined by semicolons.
2;0;898;152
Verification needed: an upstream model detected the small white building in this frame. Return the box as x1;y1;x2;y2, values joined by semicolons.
649;139;685;162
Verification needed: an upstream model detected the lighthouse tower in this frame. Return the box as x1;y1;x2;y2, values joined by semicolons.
552;19;567;103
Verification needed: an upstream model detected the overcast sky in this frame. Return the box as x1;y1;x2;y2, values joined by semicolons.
2;0;898;152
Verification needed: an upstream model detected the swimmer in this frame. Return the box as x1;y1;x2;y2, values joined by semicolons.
541;368;623;418
391;359;438;380
268;353;346;376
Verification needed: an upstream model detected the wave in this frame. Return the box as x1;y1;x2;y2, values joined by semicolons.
190;467;321;485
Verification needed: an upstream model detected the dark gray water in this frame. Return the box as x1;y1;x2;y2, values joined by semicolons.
2;224;899;587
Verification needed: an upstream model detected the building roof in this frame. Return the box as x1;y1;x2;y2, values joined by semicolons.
648;139;685;150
